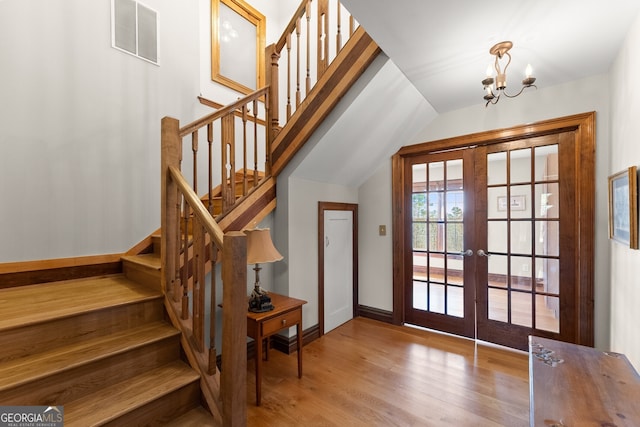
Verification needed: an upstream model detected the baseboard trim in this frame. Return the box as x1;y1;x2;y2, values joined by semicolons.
358;305;394;324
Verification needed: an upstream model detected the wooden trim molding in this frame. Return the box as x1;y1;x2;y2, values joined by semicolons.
392;112;596;346
318;202;359;337
358;306;393;324
0;254;123;289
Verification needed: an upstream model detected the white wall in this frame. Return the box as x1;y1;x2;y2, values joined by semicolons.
358;161;393;311
276;176;358;333
356;74;612;349
0;0;295;263
609;12;640;369
0;0;200;262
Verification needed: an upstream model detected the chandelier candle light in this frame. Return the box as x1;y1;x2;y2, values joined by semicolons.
482;41;536;106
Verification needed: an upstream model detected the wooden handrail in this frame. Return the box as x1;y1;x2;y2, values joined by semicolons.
179;86;269;137
274;0;310;52
168;165;224;248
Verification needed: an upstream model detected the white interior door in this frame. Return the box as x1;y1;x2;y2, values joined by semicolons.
324;210;353;333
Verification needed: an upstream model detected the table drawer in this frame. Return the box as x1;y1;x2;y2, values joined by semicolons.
262;309;301;336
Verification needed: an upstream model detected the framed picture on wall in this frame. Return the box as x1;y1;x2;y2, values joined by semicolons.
608;166;638;249
211;0;265;94
497;195;526;212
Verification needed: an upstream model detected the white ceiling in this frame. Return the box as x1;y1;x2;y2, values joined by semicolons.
341;0;640;113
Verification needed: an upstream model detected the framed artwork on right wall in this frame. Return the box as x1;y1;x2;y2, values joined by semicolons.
608;165;638;249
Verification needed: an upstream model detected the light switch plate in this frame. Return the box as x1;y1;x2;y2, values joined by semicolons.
379;225;386;236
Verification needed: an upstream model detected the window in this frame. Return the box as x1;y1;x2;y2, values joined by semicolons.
111;0;159;65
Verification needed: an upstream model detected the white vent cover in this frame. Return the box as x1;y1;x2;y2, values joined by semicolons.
111;0;158;64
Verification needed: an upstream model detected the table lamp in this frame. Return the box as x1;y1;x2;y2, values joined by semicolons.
245;228;283;312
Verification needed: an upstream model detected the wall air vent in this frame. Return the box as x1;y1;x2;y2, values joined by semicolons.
111;0;159;65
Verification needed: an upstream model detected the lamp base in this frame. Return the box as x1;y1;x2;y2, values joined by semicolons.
248;286;274;312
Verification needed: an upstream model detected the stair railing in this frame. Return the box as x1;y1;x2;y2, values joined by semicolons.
266;0;358;140
161;115;248;426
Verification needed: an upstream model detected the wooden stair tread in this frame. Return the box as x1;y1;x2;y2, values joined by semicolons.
63;360;200;426
121;253;161;270
0;321;179;391
0;275;161;331
163;406;216;426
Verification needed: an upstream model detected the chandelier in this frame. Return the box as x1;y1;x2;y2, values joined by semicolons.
481;41;536;106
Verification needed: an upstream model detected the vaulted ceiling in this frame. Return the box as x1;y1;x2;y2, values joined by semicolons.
341;0;640;113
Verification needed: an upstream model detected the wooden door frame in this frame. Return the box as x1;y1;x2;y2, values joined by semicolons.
391;112;596;346
318;202;359;336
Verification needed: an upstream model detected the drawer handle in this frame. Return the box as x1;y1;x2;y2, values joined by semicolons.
281;319;287;326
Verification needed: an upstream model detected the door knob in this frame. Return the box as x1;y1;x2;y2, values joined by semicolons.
461;249;473;256
477;249;491;257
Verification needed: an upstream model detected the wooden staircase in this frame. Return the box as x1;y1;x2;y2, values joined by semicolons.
0;267;214;425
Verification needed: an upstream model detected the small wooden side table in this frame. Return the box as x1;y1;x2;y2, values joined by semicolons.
246;292;307;406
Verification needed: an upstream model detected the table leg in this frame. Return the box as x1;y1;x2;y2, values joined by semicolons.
296;322;303;378
255;335;262;405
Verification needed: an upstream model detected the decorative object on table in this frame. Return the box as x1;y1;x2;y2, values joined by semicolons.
608;166;638;249
245;228;283;312
481;40;536;106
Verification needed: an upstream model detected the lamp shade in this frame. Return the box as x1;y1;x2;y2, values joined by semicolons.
245;228;283;264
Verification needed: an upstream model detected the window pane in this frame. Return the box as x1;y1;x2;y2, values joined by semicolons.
446;223;463;253
428;193;444;221
534;145;558;181
446;191;464;220
511;291;532;327
536;183;559;219
429;162;445;190
488;288;508;322
488;186;507;219
511;256;532;290
510;185;531;219
535;220;559;257
447;254;463;285
510;221;532;255
446;159;463;189
413;164;426;190
429;283;445;314
488;152;507;185
488;254;508;288
429;223;444;252
488;221;508;253
413;252;427;281
412;223;427;250
429;254;444;282
536;258;560;295
510;148;531;183
447;286;463;318
412;193;427;220
413;281;428;311
536;294;559;333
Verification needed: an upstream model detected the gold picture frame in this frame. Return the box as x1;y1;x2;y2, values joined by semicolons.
608;166;638;249
211;0;265;94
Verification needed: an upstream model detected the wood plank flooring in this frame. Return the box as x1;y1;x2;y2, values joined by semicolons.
247;317;529;426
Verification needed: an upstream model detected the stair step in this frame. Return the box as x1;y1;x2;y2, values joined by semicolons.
122;253;161;290
163;406;217;426
63;360;201;426
0;275;161;332
0;322;180;397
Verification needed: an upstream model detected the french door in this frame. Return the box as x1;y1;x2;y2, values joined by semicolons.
396;113;595;350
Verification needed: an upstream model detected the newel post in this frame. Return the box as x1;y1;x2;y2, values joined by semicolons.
161;117;181;297
221;231;247;426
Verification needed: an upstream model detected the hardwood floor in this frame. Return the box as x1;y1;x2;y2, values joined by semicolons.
247;317;529;426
